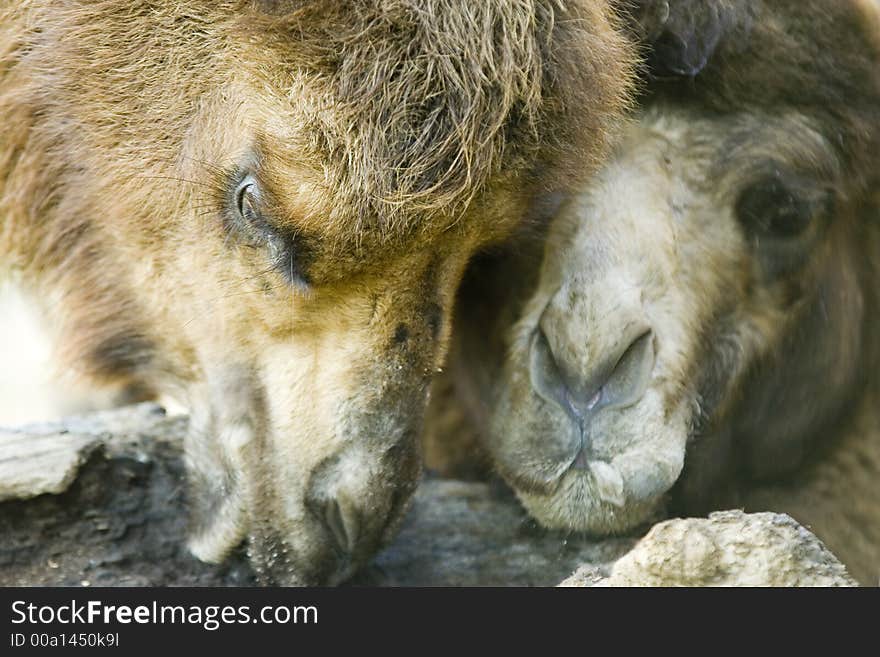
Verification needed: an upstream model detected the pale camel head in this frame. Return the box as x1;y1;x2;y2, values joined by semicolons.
472;0;880;534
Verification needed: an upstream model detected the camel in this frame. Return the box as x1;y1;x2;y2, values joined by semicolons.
0;0;635;583
446;0;880;584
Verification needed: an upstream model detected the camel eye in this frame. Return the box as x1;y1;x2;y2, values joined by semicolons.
235;176;258;221
735;174;818;239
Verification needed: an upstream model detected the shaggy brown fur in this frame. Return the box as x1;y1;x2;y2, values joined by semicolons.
0;1;635;584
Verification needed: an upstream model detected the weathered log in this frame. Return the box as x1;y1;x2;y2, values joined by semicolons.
0;404;633;586
0;404;856;586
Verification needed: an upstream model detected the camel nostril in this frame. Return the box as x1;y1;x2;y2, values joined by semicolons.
306;455;367;558
319;495;361;556
602;330;655;410
529;326;571;414
528;323;655;419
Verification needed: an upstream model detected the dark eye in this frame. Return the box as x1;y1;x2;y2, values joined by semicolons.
735;173;819;238
235;176;258;221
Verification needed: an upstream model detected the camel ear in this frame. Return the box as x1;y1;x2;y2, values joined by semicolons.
630;0;738;77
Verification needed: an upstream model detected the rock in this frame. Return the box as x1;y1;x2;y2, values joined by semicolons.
560;511;857;587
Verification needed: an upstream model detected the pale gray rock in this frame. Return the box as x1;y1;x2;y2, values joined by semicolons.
561;511;856;587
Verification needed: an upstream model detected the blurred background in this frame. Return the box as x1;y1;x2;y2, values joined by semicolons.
0;281;60;425
0;281;126;426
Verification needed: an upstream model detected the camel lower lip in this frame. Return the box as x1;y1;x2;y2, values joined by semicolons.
588;460;626;507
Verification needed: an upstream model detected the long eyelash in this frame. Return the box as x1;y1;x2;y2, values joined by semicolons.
236;182;257;219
